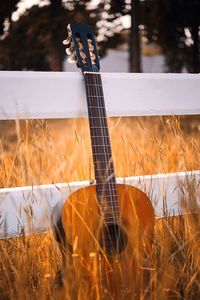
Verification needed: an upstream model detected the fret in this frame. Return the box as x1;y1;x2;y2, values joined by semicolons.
104;216;119;224
88;106;105;109
97;191;118;198
96;177;115;181
97;191;118;195
93;153;112;156
86;84;102;87
97;189;118;193
102;203;120;207
87;100;105;106
97;191;118;196
94;168;113;171
96;186;118;190
97;188;118;192
87;95;104;98
91;135;110;138
102;211;120;215
96;182;117;188
104;211;120;214
103;214;120;218
96;185;117;190
102;215;120;219
88;116;107;119
95;180;116;185
96;176;115;180
98;197;119;202
99;206;120;216
103;219;120;223
84;72;120;215
94;158;113;163
96;182;116;186
97;185;117;189
96;172;114;179
91;126;108;129
92;144;110;147
97;192;118;197
94;166;113;170
103;216;120;220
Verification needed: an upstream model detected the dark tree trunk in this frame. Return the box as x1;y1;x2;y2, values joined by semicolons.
129;0;141;73
49;0;63;71
191;25;200;73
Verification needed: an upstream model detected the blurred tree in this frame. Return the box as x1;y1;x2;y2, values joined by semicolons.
0;0;98;71
0;0;20;69
142;0;200;73
130;0;141;72
1;0;199;72
100;0;200;73
0;0;19;34
103;0;141;72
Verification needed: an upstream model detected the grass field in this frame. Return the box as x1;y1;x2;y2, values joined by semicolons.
0;116;200;299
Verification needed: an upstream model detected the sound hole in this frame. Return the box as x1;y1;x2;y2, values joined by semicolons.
99;223;128;256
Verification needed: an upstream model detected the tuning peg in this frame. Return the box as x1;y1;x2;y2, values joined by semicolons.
88;39;94;50
77;41;83;50
90;51;96;61
89;44;94;51
65;45;74;55
63;36;71;46
67;55;77;64
67;24;72;34
80;50;86;60
65;48;71;55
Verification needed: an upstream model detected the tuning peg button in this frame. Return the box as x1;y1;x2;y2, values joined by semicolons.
67;24;72;36
90;52;96;60
65;48;71;55
63;36;71;46
65;45;74;55
68;55;77;64
89;44;94;51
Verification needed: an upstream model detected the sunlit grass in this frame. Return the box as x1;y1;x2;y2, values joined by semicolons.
0;116;199;188
0;116;200;299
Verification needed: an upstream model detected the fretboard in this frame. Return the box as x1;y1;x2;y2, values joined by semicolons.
84;72;120;223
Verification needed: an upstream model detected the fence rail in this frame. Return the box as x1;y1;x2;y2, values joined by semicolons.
0;71;200;239
1;72;200;120
0;171;199;239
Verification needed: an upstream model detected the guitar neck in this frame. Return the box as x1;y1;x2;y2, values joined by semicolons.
84;72;120;222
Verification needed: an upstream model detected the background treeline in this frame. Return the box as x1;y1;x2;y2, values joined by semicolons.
0;0;200;72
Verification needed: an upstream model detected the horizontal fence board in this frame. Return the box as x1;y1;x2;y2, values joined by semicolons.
0;72;200;120
0;171;199;239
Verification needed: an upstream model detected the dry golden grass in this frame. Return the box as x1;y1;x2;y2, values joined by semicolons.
0;116;200;188
0;116;200;299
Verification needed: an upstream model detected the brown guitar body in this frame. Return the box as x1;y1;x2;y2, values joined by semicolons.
60;183;154;300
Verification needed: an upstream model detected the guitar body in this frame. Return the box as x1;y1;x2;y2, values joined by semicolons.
61;184;154;299
55;23;155;299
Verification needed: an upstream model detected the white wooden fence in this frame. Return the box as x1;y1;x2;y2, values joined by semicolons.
0;71;200;239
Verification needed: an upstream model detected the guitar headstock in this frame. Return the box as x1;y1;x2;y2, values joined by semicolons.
63;23;100;73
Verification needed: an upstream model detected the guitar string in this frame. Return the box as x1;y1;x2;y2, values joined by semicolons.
85;47;129;285
92;71;120;222
92;71;128;266
85;66;128;284
89;67;118;227
92;69;128;264
90;65;121;253
90;67;119;255
93;71;119;218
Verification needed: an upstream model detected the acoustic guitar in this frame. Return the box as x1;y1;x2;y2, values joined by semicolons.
55;23;155;299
